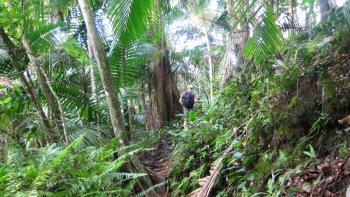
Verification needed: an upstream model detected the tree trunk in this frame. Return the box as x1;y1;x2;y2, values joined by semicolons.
78;0;159;195
139;83;150;130
317;0;331;113
220;0;234;89
236;18;249;67
87;40;98;102
305;4;316;28
219;0;249;89
21;37;68;144
318;0;331;19
122;99;131;141
288;0;296;33
203;23;214;102
78;0;127;144
220;36;234;88
235;0;249;68
0;27;53;144
152;39;182;128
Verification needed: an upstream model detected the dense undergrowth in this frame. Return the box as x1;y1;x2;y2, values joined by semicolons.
0;133;158;196
164;6;350;196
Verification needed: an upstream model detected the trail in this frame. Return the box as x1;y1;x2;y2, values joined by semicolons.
141;138;173;197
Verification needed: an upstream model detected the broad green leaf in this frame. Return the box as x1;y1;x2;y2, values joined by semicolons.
2;97;11;104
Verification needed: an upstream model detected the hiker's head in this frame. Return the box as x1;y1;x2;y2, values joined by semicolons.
187;85;193;91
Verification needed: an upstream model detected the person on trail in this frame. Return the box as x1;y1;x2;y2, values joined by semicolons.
179;85;199;127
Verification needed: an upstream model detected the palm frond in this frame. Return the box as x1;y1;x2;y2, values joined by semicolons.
107;0;153;44
54;84;110;125
243;5;283;64
62;37;89;65
108;41;155;88
230;0;261;32
26;23;61;55
189;144;233;197
68;125;112;147
49;0;72;18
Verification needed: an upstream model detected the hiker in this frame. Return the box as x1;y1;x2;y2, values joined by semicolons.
179;85;199;127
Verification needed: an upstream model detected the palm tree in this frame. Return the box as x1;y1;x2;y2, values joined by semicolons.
78;0;160;194
78;0;127;145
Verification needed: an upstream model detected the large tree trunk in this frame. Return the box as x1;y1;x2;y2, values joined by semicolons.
78;0;127;144
0;27;53;144
317;0;332;113
219;0;249;89
220;0;234;89
152;39;182;128
220;36;233;89
236;18;249;66
203;23;214;102
318;0;331;19
78;0;159;195
21;37;68;144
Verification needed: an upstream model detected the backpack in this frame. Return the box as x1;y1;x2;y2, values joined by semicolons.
182;91;194;109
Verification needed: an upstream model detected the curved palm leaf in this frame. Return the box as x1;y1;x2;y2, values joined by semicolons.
26;23;61;55
108;41;155;88
243;5;283;64
107;0;153;45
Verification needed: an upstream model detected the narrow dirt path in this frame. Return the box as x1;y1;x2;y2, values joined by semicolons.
140;138;172;197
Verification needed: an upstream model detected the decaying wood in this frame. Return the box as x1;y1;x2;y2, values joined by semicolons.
189;144;233;197
188;115;257;197
339;115;350;125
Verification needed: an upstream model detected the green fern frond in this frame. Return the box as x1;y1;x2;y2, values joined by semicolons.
32;135;84;188
135;181;167;197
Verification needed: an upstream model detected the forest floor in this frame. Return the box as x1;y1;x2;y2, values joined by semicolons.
140;137;173;197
